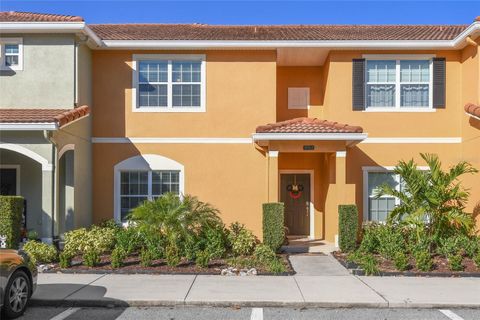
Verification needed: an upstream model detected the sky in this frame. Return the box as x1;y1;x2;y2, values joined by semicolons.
1;0;479;25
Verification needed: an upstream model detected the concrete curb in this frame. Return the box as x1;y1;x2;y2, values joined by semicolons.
30;298;480;309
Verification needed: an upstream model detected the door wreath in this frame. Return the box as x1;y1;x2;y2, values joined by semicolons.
287;175;304;199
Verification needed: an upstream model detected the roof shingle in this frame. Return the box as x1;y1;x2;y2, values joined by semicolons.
256;117;363;134
0;11;83;22
0;106;90;127
465;103;480;118
89;24;467;41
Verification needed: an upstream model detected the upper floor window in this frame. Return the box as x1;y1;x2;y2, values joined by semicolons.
0;38;23;71
364;55;434;111
132;54;206;112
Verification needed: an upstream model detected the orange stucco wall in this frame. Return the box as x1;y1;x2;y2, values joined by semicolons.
92;50;277;238
91;47;480;241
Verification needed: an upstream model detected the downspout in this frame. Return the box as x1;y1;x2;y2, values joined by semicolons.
43;130;57;246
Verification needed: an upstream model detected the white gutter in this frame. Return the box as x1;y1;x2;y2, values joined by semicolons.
0;122;58;131
0;22;103;47
252;133;368;141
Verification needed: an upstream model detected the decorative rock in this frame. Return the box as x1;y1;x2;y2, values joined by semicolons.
247;268;257;276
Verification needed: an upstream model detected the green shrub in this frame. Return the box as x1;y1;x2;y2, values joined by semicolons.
359;254;379;275
23;240;57;264
195;250;211;268
376;226;405;260
448;253;464;271
338;205;359;252
115;226;142;254
262;203;285;252
0;196;24;249
254;244;276;265
139;228;165;259
63;225;116;258
414;250;433;272
359;223;380;254
99;219;121;231
111;247;127;268
83;249;100;267
58;252;72;268
202;226;227;259
393;252;409;271
228;222;257;256
165;242;181;267
346;250;363;264
267;258;286;273
458;235;479;258
140;247;156;267
474;252;480;268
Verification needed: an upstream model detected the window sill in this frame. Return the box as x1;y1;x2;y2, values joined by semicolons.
133;107;206;113
0;66;22;71
363;108;436;113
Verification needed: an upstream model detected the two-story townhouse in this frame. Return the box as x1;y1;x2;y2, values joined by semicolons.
88;20;480;242
0;12;101;243
2;12;479;244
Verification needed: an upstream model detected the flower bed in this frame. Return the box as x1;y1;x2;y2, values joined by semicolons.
333;251;480;277
43;252;294;275
25;193;293;276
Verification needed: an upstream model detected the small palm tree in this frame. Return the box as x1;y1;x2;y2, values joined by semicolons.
128;193;222;242
376;153;477;245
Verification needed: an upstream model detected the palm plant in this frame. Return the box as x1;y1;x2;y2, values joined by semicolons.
128;193;223;244
376;153;477;246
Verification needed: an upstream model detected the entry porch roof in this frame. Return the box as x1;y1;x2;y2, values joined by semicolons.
253;117;367;144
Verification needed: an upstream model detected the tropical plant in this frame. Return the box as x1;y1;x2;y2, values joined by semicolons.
376;153;477;247
129;193;223;248
474;253;480;268
254;244;277;265
195;250;211;268
58;252;72;268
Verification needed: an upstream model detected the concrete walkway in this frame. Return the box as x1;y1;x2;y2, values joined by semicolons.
31;272;480;308
289;255;350;276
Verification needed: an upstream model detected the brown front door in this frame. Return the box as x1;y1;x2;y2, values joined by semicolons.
280;173;310;236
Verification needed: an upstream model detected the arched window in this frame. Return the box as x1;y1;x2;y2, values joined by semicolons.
113;154;184;223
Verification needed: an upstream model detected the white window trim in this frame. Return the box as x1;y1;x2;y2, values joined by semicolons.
113;154;185;224
0;165;21;195
131;54;206;113
0;38;23;71
362;54;436;112
362;166;429;221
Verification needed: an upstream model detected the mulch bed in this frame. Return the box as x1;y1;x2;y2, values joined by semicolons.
333;251;480;277
45;253;295;276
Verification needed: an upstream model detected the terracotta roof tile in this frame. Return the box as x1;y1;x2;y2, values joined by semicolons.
0;106;90;127
465;103;480;118
0;11;83;22
89;24;467;41
256;117;363;134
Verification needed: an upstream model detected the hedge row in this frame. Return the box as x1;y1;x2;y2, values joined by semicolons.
0;196;24;249
338;204;359;252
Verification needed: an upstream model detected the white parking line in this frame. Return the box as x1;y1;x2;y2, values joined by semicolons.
251;307;263;320
439;309;465;320
50;307;81;320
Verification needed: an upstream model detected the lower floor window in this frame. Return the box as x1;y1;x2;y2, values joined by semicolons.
367;171;401;222
120;170;180;221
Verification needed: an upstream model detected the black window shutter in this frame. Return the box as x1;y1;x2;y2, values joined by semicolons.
432;58;446;109
352;59;366;110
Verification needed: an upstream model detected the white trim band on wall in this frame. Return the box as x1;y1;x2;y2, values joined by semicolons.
361;137;462;144
92;137;253;144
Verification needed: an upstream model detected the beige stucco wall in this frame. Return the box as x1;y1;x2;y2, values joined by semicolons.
0;34;75;108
